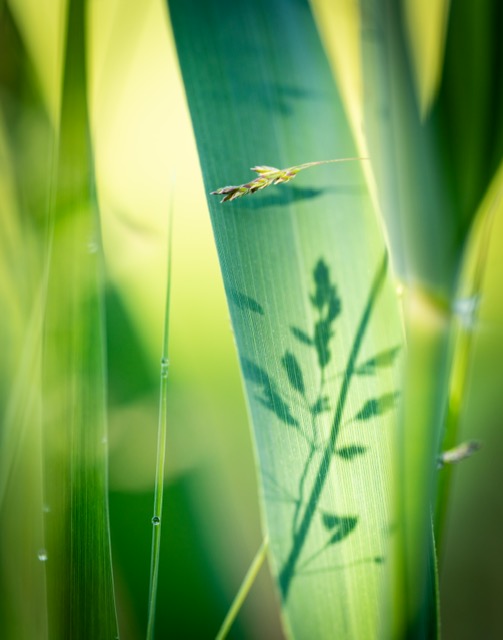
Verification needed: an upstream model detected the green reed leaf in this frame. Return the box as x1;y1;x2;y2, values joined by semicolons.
167;1;404;638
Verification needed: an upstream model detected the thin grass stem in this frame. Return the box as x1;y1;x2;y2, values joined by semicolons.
146;185;175;640
215;535;269;640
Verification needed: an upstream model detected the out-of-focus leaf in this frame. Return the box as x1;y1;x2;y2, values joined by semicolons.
40;1;118;637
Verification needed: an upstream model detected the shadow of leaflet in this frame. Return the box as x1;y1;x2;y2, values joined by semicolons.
234;253;399;601
241;358;299;428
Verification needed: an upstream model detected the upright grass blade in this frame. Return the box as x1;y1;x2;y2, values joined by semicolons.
167;0;404;636
41;0;118;637
146;186;174;640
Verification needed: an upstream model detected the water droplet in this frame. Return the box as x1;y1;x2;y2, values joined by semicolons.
152;516;161;526
42;504;51;513
38;549;48;562
160;357;169;379
87;240;98;254
101;435;108;445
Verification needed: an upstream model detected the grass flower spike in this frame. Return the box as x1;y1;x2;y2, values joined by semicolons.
211;158;366;202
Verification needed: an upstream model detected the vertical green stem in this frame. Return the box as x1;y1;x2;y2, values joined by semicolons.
146;193;174;640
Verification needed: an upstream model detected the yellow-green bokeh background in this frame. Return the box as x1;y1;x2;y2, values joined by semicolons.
2;0;502;637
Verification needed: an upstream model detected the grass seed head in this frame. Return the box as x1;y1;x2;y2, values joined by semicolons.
210;166;296;202
210;158;366;203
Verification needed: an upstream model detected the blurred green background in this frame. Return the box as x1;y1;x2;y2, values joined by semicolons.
1;0;502;638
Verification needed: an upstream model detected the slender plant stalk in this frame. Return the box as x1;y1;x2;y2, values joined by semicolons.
215;535;270;640
146;191;175;640
211;157;367;202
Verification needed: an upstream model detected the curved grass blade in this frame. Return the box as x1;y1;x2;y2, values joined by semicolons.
167;0;404;636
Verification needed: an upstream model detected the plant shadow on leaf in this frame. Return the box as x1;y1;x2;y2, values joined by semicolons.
238;81;325;117
336;444;367;461
353;391;400;422
241;358;299;428
235;254;399;600
228;290;265;316
205;77;324;117
224;183;366;212
354;346;402;375
321;513;358;544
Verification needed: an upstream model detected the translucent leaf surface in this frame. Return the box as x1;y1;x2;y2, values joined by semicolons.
167;0;403;637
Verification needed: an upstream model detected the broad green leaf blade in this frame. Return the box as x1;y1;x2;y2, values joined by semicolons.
167;0;403;637
41;0;118;637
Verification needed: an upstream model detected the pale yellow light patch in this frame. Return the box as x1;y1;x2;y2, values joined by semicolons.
404;286;451;335
88;0;240;488
88;0;226;374
403;0;451;117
